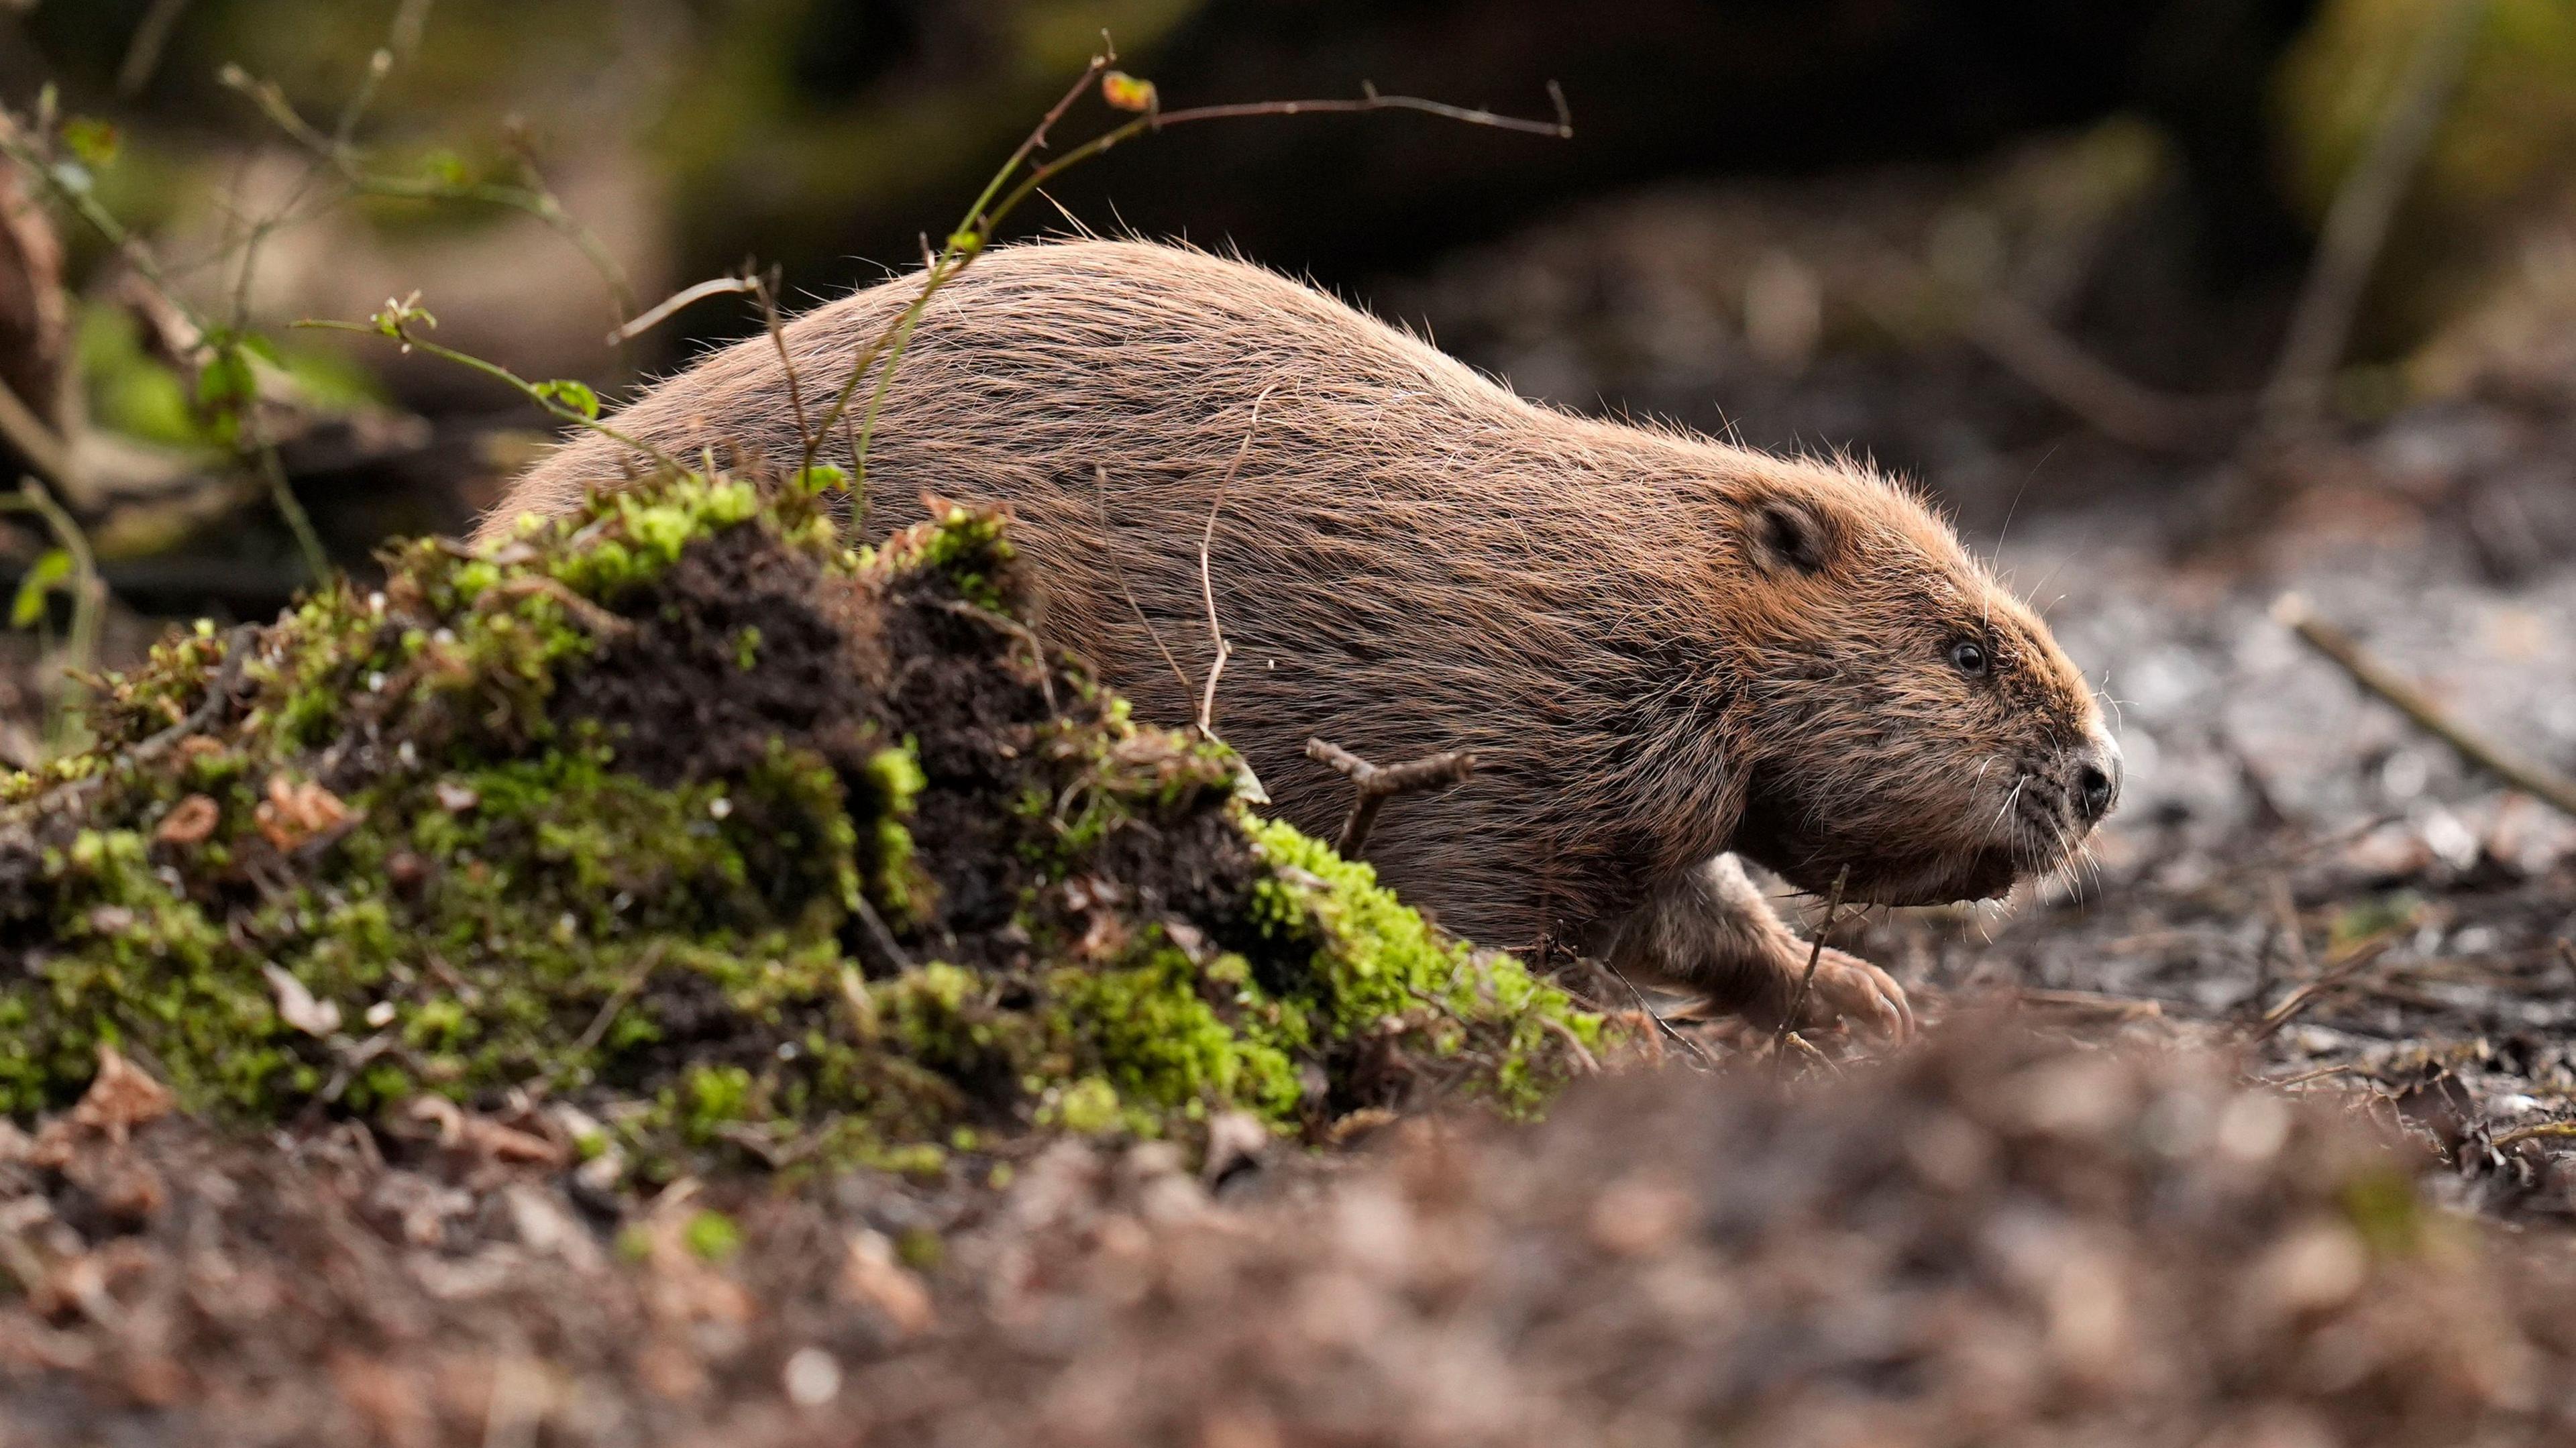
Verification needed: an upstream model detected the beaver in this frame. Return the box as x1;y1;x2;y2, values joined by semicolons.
482;239;2121;1040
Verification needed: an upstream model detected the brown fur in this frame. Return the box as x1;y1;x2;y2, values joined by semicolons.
484;240;2117;1029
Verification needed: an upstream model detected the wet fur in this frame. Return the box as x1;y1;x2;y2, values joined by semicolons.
486;240;2106;991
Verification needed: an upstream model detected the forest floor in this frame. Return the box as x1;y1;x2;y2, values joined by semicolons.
9;174;2576;1443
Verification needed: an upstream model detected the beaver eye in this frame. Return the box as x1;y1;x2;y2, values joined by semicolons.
1948;639;1990;677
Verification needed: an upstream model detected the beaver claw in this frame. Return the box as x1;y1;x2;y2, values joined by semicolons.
1780;946;1915;1044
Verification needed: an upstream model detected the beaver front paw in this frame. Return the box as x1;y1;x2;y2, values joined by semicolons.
1767;946;1914;1044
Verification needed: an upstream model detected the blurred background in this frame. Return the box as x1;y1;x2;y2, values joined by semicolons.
0;0;2568;568
3;0;2576;863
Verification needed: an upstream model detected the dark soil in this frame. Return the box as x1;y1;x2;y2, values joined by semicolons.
8;1023;2576;1447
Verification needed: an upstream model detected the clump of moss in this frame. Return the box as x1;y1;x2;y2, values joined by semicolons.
0;470;1605;1175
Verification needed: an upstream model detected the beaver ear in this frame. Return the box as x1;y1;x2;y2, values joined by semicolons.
1750;500;1833;575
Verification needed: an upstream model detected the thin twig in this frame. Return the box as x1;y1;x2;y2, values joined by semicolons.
1;480;106;750
605;274;757;347
1536;1013;1601;1075
749;266;816;467
849;893;914;974
1598;960;1714;1071
1145;84;1572;138
1095;463;1190;698
2250;934;2398;1043
1772;866;1850;1057
298;313;676;469
485;575;635;642
2275;593;2576;817
2013;987;2167;1020
936;598;1056;714
218;47;635;327
2256;0;2488;441
0;373;74;492
127;622;258;764
117;0;197;96
1196;388;1272;739
572;943;665;1054
1955;290;2243;453
241;407;331;585
2265;1062;2376;1089
1303;737;1477;858
2491;1119;2576;1151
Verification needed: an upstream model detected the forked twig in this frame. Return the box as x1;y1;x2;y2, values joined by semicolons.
1303;737;1475;858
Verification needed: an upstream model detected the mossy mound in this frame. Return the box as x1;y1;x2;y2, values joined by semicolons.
0;472;1601;1176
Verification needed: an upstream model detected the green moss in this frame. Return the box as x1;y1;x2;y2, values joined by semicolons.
1244;816;1600;1114
0;469;1608;1172
684;1209;743;1262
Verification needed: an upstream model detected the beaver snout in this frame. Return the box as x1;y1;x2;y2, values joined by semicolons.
2072;734;2123;825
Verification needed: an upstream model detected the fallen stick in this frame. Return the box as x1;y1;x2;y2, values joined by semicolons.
2274;593;2576;818
2250;934;2397;1044
1303;736;1474;858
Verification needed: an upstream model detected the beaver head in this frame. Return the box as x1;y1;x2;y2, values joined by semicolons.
1710;459;2119;907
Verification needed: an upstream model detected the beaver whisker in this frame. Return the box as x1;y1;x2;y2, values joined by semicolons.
1987;775;2031;842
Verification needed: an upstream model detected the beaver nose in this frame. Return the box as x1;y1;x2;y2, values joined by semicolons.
2074;736;2123;824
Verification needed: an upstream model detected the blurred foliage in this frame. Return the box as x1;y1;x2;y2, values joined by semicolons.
2280;0;2576;219
2277;0;2576;356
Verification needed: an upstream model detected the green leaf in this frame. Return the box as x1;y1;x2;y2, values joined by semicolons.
790;464;848;496
534;379;600;420
11;549;72;628
195;349;258;410
237;331;284;368
420;149;472;187
60;117;121;170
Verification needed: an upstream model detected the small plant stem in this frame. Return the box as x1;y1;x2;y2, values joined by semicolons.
242;412;330;583
3;479;106;750
294;319;675;469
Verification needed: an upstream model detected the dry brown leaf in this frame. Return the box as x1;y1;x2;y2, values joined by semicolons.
68;1044;175;1144
255;773;354;850
152;793;221;847
840;1229;935;1338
